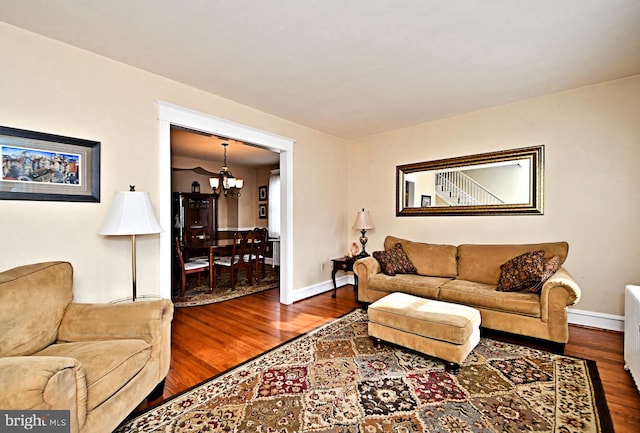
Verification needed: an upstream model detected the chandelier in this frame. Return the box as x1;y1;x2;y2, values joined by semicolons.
209;143;244;197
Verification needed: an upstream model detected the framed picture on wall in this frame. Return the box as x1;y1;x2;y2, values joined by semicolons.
0;125;100;202
421;194;432;207
258;185;268;201
259;203;267;219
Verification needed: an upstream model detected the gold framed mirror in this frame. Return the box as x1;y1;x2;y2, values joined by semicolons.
396;145;544;216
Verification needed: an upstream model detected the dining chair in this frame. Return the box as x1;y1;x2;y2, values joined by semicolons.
213;231;253;290
175;237;211;297
183;229;209;262
252;227;269;280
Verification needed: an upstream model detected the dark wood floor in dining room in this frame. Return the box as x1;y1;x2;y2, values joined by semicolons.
139;284;640;433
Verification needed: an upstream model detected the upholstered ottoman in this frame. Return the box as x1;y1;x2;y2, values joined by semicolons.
368;292;481;373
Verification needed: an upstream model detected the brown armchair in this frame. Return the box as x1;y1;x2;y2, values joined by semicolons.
0;261;174;433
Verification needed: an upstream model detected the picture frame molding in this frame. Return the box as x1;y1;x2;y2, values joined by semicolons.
258;185;268;202
421;194;432;207
258;203;267;219
0;125;101;202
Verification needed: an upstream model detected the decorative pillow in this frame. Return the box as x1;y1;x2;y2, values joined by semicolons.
524;255;560;293
496;250;545;292
373;243;417;276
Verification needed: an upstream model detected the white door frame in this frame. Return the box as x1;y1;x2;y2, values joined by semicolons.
157;101;295;304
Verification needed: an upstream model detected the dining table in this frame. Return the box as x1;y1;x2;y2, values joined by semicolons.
186;237;261;258
185;237;261;289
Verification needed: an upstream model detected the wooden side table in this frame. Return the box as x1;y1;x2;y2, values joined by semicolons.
331;256;358;298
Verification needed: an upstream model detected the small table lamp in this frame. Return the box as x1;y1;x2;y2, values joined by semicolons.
99;186;163;301
352;208;375;258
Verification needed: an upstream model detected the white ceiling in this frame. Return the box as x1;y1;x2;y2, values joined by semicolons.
1;0;639;146
170;127;280;167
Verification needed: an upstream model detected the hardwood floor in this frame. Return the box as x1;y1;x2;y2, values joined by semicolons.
564;326;640;433
142;285;640;433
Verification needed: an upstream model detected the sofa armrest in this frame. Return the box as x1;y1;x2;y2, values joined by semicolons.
540;266;582;323
0;356;87;431
58;299;174;381
353;256;381;278
353;257;381;303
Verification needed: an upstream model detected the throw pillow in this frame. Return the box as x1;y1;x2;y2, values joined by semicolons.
373;243;417;276
496;250;545;292
524;255;560;293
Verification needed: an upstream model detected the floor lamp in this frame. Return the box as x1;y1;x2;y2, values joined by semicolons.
99;186;163;302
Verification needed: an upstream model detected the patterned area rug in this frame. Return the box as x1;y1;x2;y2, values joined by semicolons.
172;267;279;308
118;309;613;433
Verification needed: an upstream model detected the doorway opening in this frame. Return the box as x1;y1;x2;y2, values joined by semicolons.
170;130;280;302
158;101;294;304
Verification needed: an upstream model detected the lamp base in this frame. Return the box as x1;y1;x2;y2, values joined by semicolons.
110;294;162;304
358;230;369;259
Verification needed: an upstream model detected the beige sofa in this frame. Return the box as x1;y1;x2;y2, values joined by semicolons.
354;236;581;345
0;261;174;433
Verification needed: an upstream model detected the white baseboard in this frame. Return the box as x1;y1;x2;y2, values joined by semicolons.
292;277;625;333
568;308;624;332
291;275;354;302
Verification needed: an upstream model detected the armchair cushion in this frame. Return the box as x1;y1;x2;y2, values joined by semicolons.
0;262;73;357
58;301;171;345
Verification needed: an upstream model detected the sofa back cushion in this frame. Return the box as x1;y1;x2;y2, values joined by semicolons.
373;243;417;276
384;236;458;277
0;261;74;357
457;242;569;285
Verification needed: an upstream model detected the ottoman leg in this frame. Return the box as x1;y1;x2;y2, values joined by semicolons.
445;362;460;375
372;337;384;349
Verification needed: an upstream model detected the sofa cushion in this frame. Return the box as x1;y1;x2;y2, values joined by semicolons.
457;242;569;285
373;243;416;276
439;279;541;317
524;255;561;294
384;236;458;277
497;250;545;292
35;339;151;411
368;273;451;300
0;262;74;357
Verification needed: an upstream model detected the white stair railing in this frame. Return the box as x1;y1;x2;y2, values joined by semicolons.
435;171;504;205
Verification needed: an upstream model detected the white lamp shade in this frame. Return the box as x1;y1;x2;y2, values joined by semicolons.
352;209;375;230
99;191;163;235
235;178;244;189
209;177;219;189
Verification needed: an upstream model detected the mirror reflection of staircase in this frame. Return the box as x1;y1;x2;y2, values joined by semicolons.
435;170;504;206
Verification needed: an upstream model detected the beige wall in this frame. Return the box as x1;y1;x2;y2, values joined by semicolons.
3;23;639;317
255;166;276;229
348;75;640;317
0;23;349;302
171;155;268;230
